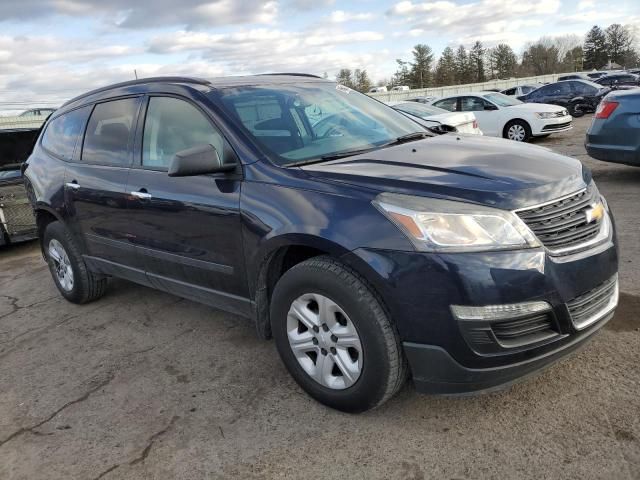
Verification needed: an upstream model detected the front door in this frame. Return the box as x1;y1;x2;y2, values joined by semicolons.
459;96;499;136
125;95;249;316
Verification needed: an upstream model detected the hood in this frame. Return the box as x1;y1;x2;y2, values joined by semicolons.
506;103;565;113
301;134;588;210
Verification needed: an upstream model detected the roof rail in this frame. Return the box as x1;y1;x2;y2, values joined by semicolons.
258;73;324;79
61;76;211;107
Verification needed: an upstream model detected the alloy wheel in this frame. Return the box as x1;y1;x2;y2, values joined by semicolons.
286;293;363;390
48;239;74;292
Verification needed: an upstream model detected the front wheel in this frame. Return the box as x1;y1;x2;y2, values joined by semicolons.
270;256;407;413
503;120;532;142
569;103;584;117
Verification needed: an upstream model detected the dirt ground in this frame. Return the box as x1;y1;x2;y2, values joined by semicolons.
1;115;639;480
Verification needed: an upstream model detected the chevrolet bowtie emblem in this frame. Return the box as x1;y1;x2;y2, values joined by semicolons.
585;202;605;223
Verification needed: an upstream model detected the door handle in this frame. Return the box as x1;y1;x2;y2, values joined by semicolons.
65;182;80;190
130;190;152;200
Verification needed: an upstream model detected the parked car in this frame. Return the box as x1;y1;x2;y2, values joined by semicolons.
558;74;590;81
585;89;640;166
0;128;39;245
594;73;640;88
368;86;387;93
25;75;619;412
430;92;572;142
391;85;410;92
386;101;482;135
405;96;437;104
501;85;542;97
518;80;609;117
586;71;609;80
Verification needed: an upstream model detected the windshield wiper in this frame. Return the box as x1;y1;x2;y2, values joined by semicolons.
380;131;431;147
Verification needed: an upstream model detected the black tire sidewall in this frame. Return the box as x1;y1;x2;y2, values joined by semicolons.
43;222;85;303
271;260;394;413
504;120;531;142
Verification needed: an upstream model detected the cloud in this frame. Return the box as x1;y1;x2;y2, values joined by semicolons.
329;10;375;23
0;0;279;28
386;0;561;47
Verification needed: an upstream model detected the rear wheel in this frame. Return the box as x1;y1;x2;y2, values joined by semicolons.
271;256;407;413
569;103;585;117
43;221;107;304
503;120;532;142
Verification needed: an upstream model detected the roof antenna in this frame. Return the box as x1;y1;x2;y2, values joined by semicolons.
134;69;138;79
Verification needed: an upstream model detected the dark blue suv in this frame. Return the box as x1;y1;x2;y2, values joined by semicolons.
24;75;619;412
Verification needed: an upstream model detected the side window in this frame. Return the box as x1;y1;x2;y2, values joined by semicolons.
503;88;515;95
41;106;90;161
459;97;488;112
142;97;227;169
433;98;457;112
82;98;139;166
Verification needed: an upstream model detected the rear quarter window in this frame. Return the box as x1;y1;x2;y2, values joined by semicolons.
41;107;90;161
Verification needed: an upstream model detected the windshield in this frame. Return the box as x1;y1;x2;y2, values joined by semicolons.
393;102;448;119
483;93;523;107
213;82;422;166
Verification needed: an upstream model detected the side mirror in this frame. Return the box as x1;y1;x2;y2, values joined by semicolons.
168;144;235;177
484;104;498;111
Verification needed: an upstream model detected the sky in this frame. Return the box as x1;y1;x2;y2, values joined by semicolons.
1;0;639;113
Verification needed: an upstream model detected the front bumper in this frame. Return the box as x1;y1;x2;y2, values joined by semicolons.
532;115;573;135
345;223;618;394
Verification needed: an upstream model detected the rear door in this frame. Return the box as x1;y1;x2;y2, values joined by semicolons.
124;95;248;315
64;97;144;277
459;96;500;136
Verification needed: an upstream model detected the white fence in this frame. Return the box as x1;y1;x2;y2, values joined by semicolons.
368;73;565;101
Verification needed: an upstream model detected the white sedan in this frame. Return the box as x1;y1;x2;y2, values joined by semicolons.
430;92;572;142
386;101;482;135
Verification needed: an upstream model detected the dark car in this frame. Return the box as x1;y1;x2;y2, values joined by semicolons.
0;128;40;245
557;74;590;81
24;75;619;412
586;72;609;80
519;80;609;116
585;89;640;166
594;73;640;88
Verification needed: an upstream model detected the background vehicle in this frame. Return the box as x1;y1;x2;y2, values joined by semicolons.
594;73;640;88
0;128;39;245
391;85;410;92
25;75;618;413
585;89;640;166
501;84;542;97
0;108;55;130
558;74;590;81
518;79;609;117
368;86;387;93
386;101;481;135
431;92;571;142
586;71;609;80
405;96;437;104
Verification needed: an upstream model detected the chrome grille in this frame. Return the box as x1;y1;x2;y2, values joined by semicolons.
515;188;603;252
567;275;618;330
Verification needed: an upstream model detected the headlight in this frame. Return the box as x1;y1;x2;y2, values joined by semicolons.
373;193;540;252
535;112;557;119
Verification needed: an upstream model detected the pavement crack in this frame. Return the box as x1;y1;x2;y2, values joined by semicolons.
129;416;179;466
0;372;115;448
91;464;119;480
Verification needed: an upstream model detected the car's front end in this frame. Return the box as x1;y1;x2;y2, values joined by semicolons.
586;90;640;166
520;104;573;136
303;133;618;395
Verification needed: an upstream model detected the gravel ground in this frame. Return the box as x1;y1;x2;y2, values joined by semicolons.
1;115;638;480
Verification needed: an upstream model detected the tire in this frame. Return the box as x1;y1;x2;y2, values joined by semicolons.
270;256;407;413
503;120;532;142
43;221;107;304
569;103;584;117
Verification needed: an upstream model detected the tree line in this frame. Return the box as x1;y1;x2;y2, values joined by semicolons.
335;23;639;91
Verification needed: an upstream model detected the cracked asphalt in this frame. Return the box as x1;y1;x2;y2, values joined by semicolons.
1;115;639;479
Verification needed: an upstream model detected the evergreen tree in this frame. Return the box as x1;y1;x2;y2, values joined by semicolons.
409;44;435;88
435;47;456;86
583;26;608;69
490;44;518;78
454;45;472;84
469;41;486;82
335;69;354;88
392;59;411;86
353;69;372;93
